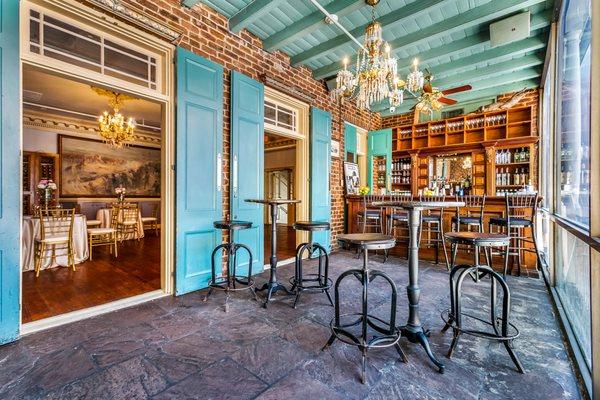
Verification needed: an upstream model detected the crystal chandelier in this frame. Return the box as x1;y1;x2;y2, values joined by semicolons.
332;2;405;113
92;87;136;148
407;58;425;93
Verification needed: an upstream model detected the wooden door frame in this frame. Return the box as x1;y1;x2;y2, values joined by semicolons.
19;0;175;334
264;87;310;249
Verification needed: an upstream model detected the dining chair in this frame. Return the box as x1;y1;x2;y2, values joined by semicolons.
141;203;159;237
87;209;118;260
115;204;140;242
356;194;385;233
34;207;75;277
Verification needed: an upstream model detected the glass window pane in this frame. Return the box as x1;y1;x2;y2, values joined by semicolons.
104;48;149;81
43;24;101;65
555;226;591;368
555;0;591;228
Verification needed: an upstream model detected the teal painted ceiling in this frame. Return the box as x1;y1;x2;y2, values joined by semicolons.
189;0;555;115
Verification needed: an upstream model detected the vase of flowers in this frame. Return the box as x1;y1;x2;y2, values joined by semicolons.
37;179;58;208
115;186;126;203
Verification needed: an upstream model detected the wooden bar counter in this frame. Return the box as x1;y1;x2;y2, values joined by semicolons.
345;195;539;277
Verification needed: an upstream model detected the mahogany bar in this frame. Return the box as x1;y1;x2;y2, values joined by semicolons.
346;105;539;272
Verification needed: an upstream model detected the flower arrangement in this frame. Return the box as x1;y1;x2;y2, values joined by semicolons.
358;186;370;196
37;179;58;207
115;186;126;203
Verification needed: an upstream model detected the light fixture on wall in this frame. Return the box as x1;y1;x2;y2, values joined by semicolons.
331;0;405;113
92;87;136;148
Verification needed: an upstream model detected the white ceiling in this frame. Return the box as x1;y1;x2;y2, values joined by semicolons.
22;66;162;128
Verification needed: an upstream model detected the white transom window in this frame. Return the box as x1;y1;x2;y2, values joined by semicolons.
28;7;160;91
265;100;297;134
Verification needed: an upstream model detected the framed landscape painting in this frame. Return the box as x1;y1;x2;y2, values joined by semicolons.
59;135;160;197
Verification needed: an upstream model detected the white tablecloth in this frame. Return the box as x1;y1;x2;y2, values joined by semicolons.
96;208;145;240
22;215;89;271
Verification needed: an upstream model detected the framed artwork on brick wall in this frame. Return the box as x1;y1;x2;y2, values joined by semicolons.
344;162;360;195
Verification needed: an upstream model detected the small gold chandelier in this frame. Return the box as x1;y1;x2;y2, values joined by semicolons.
332;1;405;112
92;87;136;148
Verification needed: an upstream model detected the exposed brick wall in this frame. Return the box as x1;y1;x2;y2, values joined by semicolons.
91;0;381;246
381;89;540;134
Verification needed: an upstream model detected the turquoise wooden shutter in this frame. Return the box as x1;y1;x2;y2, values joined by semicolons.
175;48;224;295
230;71;264;275
344;123;357;161
367;129;392;191
0;0;20;344
310;108;332;251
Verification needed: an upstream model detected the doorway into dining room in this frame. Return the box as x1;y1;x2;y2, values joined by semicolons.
11;0;176;336
20;64;164;321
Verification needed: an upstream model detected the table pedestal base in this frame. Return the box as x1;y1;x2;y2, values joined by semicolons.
256;281;293;307
400;325;445;373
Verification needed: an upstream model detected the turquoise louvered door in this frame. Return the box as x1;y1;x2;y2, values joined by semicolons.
230;71;264;276
0;0;20;344
310;108;332;251
367;128;392;191
175;48;223;295
344;123;357;162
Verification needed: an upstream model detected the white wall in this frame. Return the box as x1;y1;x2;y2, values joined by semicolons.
23;128;58;153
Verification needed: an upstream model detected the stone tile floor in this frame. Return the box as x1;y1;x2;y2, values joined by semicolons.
0;251;585;399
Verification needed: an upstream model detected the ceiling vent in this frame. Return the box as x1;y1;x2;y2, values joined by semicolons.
489;12;530;48
23;89;43;102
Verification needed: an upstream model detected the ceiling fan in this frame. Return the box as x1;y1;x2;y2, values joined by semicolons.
411;71;472;119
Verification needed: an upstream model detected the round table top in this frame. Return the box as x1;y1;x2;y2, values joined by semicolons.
372;201;465;210
337;233;396;246
245;198;301;205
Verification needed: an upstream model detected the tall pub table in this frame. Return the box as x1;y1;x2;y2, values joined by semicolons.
245;198;301;307
373;199;465;373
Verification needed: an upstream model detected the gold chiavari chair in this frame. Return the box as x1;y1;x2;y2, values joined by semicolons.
141;203;159;237
115;203;140;242
34;207;75;277
87;208;118;260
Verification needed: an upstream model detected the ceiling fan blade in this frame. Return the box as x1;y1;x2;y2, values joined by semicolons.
442;84;472;95
438;97;457;105
423;83;433;93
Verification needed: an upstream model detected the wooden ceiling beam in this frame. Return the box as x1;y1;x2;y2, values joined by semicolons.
229;0;287;33
290;0;446;66
311;1;549;80
263;0;365;52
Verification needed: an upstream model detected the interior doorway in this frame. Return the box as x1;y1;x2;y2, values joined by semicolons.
21;65;164;323
262;88;310;265
19;0;175;331
264;132;298;261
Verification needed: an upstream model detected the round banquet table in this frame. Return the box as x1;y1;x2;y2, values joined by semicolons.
22;214;89;271
96;208;145;240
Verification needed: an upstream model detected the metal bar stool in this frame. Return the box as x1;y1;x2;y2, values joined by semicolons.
204;220;257;311
289;221;333;308
488;193;542;277
322;233;407;384
441;232;525;373
419;194;449;267
386;193;412;259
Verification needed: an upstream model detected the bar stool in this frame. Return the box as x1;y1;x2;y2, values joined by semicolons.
386;193;412;259
204;220;256;311
289;221;333;308
322;233;406;384
356;195;384;233
419;194;449;267
488;193;542;276
450;195;486;265
441;232;525;373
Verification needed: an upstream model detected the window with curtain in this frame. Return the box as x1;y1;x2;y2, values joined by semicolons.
554;0;592;371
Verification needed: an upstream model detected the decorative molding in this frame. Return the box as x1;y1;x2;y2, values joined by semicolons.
86;0;181;41
23;110;161;147
265;138;296;151
485;146;496;165
261;74;315;104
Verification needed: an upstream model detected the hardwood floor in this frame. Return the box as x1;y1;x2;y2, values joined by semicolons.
22;234;161;323
264;224;296;262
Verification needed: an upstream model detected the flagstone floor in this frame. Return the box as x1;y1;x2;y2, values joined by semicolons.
0;251;584;399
